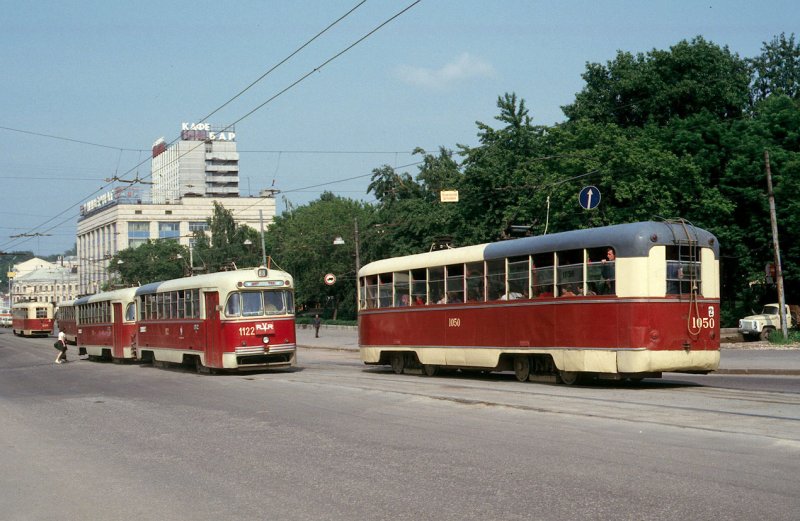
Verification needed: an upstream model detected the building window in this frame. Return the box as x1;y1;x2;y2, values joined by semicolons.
159;222;180;240
128;221;150;248
189;221;209;233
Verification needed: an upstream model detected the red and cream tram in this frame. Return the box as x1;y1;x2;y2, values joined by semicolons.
11;301;54;337
75;288;138;361
135;267;296;372
358;220;720;384
55;300;78;345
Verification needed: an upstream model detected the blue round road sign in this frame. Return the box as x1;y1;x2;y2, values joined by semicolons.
578;186;601;210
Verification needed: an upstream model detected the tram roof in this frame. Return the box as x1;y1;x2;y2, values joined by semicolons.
359;221;718;276
75;286;139;306
134;267;293;297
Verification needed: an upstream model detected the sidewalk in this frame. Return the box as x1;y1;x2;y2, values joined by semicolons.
297;325;800;375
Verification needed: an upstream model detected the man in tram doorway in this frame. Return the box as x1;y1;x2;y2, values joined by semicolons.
313;314;321;338
601;247;616;295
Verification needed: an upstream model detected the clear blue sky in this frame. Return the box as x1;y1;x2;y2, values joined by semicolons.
1;0;798;255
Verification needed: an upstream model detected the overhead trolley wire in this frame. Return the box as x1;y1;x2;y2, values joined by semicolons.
0;1;423;253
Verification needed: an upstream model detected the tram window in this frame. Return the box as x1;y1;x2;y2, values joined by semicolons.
586;247;612;295
285;291;295;314
557;250;583;297
184;290;193;319
125;303;136;322
531;253;554;297
145;295;155;320
444;264;464;304
666;246;701;295
36;307;47;319
394;271;410;306
378;273;393;308
242;292;263;316
363;276;378;309
507;256;529;299
175;291;185;319
410;269;427;305
225;293;242;317
486;259;505;300
263;291;284;314
465;262;484;302
173;292;181;319
429;267;445;304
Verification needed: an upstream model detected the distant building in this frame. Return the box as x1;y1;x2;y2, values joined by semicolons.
9;258;79;304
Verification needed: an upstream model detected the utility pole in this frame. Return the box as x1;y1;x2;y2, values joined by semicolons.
765;150;788;339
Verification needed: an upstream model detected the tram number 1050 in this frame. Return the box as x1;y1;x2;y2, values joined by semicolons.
448;318;461;328
691;317;715;330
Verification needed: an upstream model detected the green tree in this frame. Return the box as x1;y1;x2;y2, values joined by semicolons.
108;240;189;287
563;37;750;126
367;147;463;256
264;192;375;320
191;201;263;272
750;32;800;103
456;93;554;243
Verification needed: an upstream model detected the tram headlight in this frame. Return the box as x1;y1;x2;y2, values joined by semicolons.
262;336;270;345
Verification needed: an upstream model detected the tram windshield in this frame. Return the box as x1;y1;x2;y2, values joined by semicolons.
225;290;294;317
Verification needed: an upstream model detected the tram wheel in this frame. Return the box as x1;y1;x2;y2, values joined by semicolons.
513;356;530;382
390;353;405;374
559;371;581;385
422;364;438;377
195;357;212;375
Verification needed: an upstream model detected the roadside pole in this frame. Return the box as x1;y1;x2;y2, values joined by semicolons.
764;150;788;339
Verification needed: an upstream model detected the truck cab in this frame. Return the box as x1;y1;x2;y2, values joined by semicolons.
738;303;797;340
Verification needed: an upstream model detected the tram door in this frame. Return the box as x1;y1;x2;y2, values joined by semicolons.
112;303;124;359
204;292;223;368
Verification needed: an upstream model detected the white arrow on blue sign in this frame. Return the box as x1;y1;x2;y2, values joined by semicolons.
578;186;601;210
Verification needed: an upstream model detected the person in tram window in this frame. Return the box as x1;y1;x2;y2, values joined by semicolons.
500;290;523;300
398;294;410;306
601;247;616;294
560;285;577;297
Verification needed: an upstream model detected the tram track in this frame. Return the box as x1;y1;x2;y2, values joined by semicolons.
251;362;800;444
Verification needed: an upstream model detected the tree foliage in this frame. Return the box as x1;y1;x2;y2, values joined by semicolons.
264;192;374;320
191;201;263;273
108;240;189;287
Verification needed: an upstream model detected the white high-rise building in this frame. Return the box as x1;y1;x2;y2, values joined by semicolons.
151;122;239;204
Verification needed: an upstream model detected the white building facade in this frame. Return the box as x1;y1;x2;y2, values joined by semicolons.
76;197;276;295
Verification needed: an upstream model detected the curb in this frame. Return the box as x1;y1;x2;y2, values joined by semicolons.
713;369;800;376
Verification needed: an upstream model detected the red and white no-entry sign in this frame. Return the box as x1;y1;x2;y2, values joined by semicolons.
324;273;336;285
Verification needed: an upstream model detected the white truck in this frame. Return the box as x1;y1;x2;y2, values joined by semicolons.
738;303;799;340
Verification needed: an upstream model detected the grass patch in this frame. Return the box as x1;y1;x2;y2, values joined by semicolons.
768;329;800;346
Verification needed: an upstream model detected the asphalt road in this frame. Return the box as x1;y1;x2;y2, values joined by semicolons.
1;329;799;521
